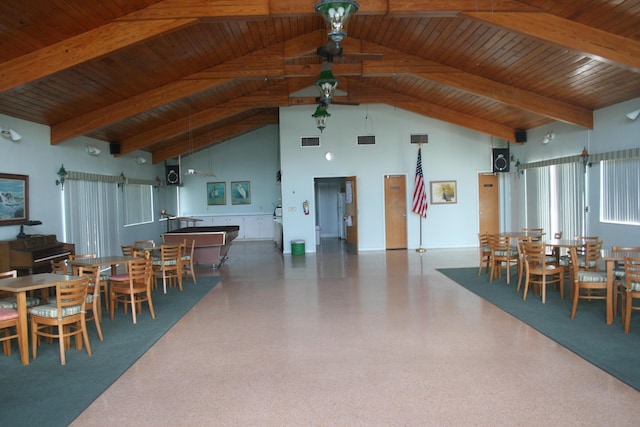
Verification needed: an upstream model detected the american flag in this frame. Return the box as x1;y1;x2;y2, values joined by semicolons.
412;147;428;217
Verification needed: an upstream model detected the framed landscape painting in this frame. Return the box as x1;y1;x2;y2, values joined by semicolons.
231;181;251;205
207;182;226;205
430;180;457;205
0;173;28;226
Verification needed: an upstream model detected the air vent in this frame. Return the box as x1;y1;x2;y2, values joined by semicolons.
410;134;429;144
301;136;320;147
357;135;376;145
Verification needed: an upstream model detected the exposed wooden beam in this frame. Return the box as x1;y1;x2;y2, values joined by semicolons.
0;19;196;94
151;110;279;162
463;11;640;72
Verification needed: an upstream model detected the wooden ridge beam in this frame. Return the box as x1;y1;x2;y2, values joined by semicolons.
464;11;640;72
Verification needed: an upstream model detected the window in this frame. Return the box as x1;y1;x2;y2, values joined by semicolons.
525;162;584;238
124;184;154;226
601;157;640;225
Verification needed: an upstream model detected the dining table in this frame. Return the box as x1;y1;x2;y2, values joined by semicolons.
601;249;640;325
0;273;80;365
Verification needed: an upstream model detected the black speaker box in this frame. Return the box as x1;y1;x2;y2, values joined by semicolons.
166;165;180;185
109;142;121;155
515;130;527;143
492;148;510;172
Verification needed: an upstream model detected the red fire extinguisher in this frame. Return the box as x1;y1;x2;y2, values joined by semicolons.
303;200;310;215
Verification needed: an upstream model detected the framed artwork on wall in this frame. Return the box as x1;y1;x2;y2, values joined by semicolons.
0;173;28;226
430;180;457;205
207;182;226;205
231;181;251;205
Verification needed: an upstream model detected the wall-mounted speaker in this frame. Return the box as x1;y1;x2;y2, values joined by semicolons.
515;130;527;143
493;148;510;172
109;142;121;155
166;165;180;185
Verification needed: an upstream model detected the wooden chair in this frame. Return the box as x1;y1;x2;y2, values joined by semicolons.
77;266;104;341
181;238;197;285
612;246;640;317
522;228;543;241
69;253;110;313
522;241;565;303
110;257;155;324
121;245;134;257
152;244;182;294
515;235;532;292
488;234;519;285
568;241;607;319
621;256;640;333
50;259;69;275
0;307;19;357
134;240;155;248
29;277;92;365
477;233;491;276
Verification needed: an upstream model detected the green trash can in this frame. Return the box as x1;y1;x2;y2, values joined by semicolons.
291;240;305;256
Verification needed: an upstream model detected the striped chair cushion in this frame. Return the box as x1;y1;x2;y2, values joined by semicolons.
181;255;191;261
622;279;640;292
152;259;178;266
558;255;598;269
559;255;570;266
576;271;607;283
494;249;518;257
29;303;83;318
614;267;626;278
0;307;18;321
0;297;41;309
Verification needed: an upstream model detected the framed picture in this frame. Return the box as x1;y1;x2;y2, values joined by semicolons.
231;181;251;205
0;173;28;226
430;180;457;205
207;182;226;205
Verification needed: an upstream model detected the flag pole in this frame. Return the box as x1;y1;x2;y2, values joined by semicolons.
415;142;427;253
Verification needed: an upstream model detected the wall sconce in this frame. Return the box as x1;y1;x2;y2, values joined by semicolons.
85;145;101;156
55;164;67;190
312;103;331;133
1;126;22;141
117;172;126;190
154;176;162;190
515;159;523;175
626;109;640;121
581;147;591;171
135;156;147;165
542;132;555;144
314;0;359;43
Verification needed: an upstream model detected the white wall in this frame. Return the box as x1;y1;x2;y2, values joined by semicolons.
279;104;495;253
0;114;168;247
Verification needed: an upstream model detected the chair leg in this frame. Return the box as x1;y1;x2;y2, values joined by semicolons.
522;273;530;301
58;324;66;365
571;286;580;319
624;294;632;333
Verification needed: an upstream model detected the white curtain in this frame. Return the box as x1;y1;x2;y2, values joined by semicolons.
601;157;640;225
63;180;120;256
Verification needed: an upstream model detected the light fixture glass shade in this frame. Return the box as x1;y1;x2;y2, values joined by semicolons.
85;145;101;156
542;132;555;144
136;156;147;165
315;68;339;102
626;109;640;120
312;104;331;133
314;0;359;42
8;129;21;141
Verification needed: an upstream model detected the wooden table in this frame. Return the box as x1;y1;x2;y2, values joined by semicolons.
602;250;640;325
0;273;80;365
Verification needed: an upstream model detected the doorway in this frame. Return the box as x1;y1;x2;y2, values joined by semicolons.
478;173;499;235
314;176;359;253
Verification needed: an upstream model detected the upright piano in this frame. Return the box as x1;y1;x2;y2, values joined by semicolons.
0;235;75;275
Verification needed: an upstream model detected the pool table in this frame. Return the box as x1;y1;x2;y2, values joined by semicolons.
161;225;240;268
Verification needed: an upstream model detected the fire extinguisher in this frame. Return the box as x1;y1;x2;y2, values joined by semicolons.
303;200;310;215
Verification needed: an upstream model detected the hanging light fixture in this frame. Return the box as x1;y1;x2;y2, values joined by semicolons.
312;104;331;133
1;126;22;141
314;0;359;43
315;63;339;104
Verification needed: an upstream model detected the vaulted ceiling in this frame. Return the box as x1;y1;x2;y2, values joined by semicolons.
1;0;640;163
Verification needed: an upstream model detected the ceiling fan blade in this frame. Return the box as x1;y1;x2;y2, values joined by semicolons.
332;100;360;106
341;52;383;61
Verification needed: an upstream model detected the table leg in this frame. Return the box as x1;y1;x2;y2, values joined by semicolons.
15;291;29;365
606;259;614;325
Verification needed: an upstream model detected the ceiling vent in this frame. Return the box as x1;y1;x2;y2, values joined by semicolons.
410;134;429;144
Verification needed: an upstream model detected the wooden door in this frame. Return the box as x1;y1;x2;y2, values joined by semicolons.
384;175;407;249
344;176;358;253
478;173;499;235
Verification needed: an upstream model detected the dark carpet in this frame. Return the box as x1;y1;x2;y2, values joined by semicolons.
438;268;640;391
0;277;220;427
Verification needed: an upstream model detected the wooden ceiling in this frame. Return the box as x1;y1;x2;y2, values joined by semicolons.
1;0;640;163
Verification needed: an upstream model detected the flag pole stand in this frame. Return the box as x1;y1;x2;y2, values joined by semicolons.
416;215;426;253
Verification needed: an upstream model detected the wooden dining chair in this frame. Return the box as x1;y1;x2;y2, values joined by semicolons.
77;266;104;341
568;244;607;319
488;234;519;285
110;257;155;324
121;245;134;257
50;259;69;275
29;276;92;365
612;246;640;318
180;238;197;285
621;256;640;333
522;241;565;304
477;233;491;276
522;228;543;241
515;235;531;292
134;240;155;248
152;244;182;294
68;253;110;312
0;307;19;357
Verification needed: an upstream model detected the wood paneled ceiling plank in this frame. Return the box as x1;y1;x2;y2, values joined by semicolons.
119;0;272;20
0;18;196;94
464;11;640;72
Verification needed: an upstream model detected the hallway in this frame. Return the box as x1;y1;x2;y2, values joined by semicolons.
72;241;640;426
